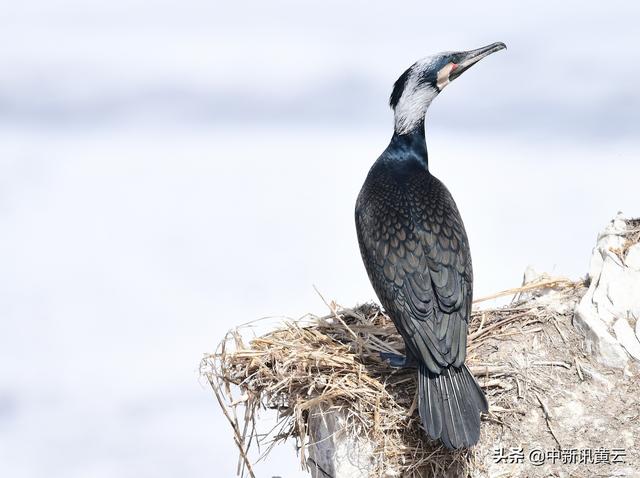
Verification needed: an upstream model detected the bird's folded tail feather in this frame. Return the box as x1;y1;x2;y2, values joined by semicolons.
418;362;488;449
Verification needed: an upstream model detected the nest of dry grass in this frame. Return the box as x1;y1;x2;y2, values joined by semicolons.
201;277;587;477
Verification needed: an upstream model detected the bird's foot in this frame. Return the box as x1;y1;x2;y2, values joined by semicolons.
380;352;417;369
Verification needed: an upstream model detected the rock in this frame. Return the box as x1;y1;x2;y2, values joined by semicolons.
522;265;544;286
574;305;629;369
519;266;575;314
578;363;613;390
627;243;640;270
614;317;640;361
573;213;640;369
307;405;376;478
516;266;542;303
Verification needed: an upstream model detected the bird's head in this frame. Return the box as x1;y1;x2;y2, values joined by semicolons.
390;42;506;135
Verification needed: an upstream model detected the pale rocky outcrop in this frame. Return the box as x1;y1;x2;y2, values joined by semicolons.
573;214;640;369
308;405;375;478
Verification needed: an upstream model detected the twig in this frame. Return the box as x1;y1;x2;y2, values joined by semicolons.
535;391;562;449
516;377;523;399
313;285;360;343
473;277;573;304
574;358;584;381
532;361;571;369
207;375;256;478
552;319;568;343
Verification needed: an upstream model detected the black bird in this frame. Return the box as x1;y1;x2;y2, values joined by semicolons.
355;42;505;449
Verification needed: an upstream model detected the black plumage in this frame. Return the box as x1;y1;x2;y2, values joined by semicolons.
389;67;412;108
355;43;505;449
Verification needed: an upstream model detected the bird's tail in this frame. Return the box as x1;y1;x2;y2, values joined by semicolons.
417;363;488;449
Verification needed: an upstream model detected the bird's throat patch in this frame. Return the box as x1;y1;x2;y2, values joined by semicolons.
436;63;455;90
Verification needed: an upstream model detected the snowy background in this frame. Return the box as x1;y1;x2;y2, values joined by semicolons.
1;1;639;477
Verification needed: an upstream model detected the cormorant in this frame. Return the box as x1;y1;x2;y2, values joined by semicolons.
355;42;506;449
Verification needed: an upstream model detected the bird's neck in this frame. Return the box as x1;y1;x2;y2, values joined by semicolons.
393;85;436;135
388;122;429;169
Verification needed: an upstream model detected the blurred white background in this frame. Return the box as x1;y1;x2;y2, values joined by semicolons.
1;1;639;476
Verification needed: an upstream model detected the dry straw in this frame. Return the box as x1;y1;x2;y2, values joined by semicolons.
201;276;585;477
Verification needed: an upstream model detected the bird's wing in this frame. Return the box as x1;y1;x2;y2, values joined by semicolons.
356;174;472;373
